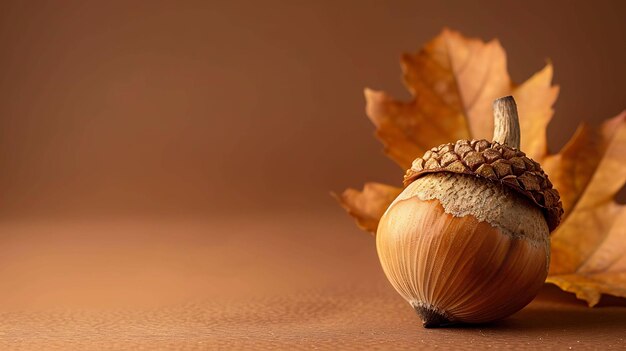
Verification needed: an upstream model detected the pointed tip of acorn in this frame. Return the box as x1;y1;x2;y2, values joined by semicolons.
413;304;454;328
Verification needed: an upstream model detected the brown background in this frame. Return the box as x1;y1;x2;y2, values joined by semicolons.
0;0;625;349
0;0;625;218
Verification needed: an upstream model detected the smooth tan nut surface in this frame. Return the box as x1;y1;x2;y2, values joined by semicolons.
378;187;549;326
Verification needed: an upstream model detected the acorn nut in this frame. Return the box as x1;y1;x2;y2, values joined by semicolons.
376;96;564;327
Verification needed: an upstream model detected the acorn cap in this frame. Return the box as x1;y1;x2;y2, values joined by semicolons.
402;97;564;232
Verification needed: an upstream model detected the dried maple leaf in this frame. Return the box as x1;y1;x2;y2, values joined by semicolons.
545;112;626;306
336;28;626;306
333;183;402;233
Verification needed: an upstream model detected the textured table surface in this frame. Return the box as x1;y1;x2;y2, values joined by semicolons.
0;212;624;350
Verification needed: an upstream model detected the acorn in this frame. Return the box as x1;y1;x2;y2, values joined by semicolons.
376;96;563;327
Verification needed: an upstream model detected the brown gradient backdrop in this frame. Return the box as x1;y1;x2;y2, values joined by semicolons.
0;0;624;218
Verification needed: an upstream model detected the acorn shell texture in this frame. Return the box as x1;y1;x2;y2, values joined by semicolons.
377;172;550;327
404;139;563;230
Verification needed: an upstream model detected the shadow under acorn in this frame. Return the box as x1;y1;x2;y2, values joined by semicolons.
418;285;626;330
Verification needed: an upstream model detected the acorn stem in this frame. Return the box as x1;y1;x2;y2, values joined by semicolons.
492;96;520;148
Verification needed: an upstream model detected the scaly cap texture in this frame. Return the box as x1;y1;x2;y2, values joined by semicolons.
403;139;563;231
